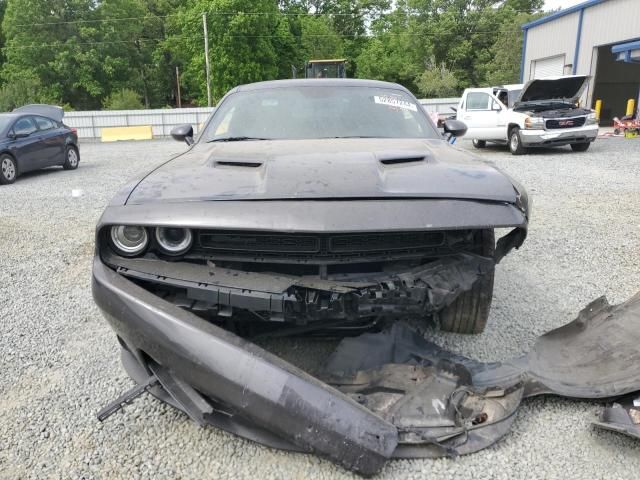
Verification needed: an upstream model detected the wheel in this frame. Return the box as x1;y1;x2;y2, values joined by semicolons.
439;230;495;334
0;154;17;184
508;127;526;155
472;139;487;149
63;145;80;170
613;128;621;135
570;142;590;152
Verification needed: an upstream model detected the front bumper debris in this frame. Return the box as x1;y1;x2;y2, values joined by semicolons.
94;253;640;476
519;124;599;147
103;251;495;323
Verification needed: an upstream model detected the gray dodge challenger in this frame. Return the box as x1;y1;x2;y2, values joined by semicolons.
92;79;531;475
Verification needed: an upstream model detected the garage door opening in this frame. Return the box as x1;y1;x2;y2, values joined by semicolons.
532;55;565;79
592;43;640;123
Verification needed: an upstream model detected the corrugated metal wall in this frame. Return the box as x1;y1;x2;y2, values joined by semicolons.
523;0;640;106
523;12;580;81
64;107;215;139
577;0;640;74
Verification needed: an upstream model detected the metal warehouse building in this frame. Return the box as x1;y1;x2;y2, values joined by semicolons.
521;0;640;122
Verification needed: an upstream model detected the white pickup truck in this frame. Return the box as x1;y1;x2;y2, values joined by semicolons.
456;75;599;155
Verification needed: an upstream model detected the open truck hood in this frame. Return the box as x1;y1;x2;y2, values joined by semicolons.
514;75;590;106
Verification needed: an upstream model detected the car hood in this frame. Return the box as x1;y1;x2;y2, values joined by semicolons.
514;75;589;105
126;139;519;205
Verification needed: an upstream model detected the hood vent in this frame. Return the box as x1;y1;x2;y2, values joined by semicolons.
214;160;263;168
379;156;426;166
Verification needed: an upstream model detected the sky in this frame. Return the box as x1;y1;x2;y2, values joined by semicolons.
544;0;587;10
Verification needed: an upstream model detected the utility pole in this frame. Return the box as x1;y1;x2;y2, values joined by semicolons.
176;66;182;108
203;12;212;107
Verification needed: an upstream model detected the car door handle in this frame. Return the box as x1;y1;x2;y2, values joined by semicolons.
463;116;472;120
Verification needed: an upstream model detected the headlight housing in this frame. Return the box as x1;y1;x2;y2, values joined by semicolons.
524;116;545;129
110;225;149;256
155;227;193;255
585;112;599;125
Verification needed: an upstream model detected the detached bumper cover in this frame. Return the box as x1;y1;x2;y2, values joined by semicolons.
519;124;599;146
92;258;398;476
95;255;640;475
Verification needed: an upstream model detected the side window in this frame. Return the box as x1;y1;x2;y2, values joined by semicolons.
34;116;55;131
466;92;491;111
13;117;37;136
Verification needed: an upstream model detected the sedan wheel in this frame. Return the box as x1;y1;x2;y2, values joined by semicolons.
63;146;80;170
0;155;17;185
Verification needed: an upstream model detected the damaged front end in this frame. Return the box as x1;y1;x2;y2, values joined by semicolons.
94;247;640;476
93;198;535;476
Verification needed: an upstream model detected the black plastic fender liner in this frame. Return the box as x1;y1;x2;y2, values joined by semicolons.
92;258;398;476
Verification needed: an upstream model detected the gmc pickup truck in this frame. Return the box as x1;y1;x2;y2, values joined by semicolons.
456;75;599;155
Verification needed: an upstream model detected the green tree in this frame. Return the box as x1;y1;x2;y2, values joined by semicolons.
0;74;58;111
166;0;284;105
103;88;144;110
2;0;102;109
416;61;459;98
355;2;424;92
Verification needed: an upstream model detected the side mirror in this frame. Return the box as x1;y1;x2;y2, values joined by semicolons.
443;119;467;138
170;124;194;145
12;132;30;139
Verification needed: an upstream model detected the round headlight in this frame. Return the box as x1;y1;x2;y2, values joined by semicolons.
110;225;148;256
155;227;193;255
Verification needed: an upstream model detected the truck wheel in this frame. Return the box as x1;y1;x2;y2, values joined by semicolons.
570;142;590;152
439;229;495;334
472;139;487;149
508;127;526;155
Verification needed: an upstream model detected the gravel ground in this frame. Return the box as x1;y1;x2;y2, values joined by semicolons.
1;137;639;479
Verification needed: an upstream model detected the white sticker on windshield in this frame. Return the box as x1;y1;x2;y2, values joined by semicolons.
374;95;418;112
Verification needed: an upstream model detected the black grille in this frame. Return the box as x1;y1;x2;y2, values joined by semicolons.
199;233;319;253
196;230;452;262
546;117;586;129
330;232;444;252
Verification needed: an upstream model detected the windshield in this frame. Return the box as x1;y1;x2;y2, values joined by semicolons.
200;86;439;142
507;90;522;107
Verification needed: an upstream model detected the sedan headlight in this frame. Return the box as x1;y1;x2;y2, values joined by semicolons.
110;225;149;256
155;227;193;255
586;112;599;125
524;116;545;129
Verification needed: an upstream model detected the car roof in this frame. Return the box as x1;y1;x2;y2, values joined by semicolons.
234;78;410;93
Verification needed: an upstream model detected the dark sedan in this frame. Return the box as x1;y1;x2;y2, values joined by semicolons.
0;104;80;185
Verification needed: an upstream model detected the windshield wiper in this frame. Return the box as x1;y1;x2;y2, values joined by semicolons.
208;136;270;143
322;135;391;139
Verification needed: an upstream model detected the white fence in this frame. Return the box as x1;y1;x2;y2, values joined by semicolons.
63;98;460;139
64;107;215;139
418;97;460;114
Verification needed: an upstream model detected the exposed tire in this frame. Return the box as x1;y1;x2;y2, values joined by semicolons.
439;229;495;334
0;154;17;185
472;139;487;149
570;142;590;152
63;145;80;170
508;127;526;155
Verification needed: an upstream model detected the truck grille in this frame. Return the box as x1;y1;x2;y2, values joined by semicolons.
196;230;453;262
546;117;585;129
